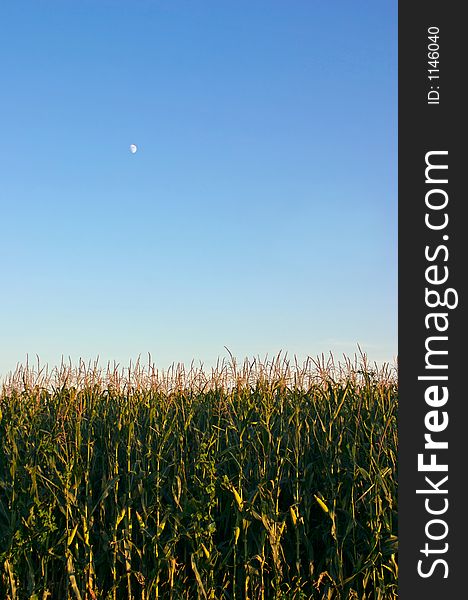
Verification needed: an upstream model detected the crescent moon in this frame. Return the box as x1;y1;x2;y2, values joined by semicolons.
130;144;138;154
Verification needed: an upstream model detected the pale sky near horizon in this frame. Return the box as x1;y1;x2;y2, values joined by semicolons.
0;0;397;377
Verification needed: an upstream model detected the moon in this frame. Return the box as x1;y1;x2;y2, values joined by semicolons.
129;144;138;154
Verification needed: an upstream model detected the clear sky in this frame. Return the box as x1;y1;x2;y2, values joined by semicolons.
0;0;397;376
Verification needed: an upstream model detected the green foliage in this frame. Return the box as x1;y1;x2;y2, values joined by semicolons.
0;356;397;599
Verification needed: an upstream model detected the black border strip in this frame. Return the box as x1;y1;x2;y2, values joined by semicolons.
399;2;466;596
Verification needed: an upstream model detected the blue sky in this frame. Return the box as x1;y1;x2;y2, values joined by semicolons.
0;0;397;376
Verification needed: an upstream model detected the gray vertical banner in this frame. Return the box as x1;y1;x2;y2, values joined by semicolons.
399;2;466;597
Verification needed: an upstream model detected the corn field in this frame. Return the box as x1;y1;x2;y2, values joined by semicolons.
0;354;397;599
